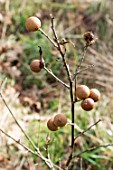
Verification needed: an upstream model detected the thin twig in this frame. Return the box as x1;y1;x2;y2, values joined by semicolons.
74;119;102;142
0;128;56;169
73;46;89;106
76;64;95;75
0;79;36;152
0;80;50;163
66;119;101;167
0;92;38;151
0;128;38;156
72;143;113;159
72;46;88;81
50;14;71;82
39;28;58;48
44;66;70;89
45;134;51;160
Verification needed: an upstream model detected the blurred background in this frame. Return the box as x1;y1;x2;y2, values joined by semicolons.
0;0;113;169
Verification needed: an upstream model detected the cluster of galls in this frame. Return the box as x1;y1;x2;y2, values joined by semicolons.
76;85;100;111
47;114;67;131
25;16;99;129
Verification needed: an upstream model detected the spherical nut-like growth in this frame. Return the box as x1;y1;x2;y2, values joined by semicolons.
81;98;94;111
53;114;67;127
89;88;100;102
76;85;90;99
83;32;94;42
83;32;96;45
25;16;41;32
30;59;44;73
47;118;58;131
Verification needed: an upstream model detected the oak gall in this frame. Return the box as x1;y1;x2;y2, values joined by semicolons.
90;88;100;102
76;85;90;100
54;114;67;127
81;98;94;111
47;118;58;131
25;16;41;32
30;59;44;73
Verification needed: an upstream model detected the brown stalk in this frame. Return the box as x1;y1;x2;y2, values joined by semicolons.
66;119;102;167
50;14;75;148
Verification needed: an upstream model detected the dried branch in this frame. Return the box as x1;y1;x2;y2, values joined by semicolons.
72;46;88;81
37;46;69;89
73;46;89;103
0;128;56;169
72;143;113;159
74;119;102;142
50;14;75;147
76;64;95;75
44;66;70;89
74;77;77;102
0;128;38;156
66;119;101;167
39;28;58;48
0;92;37;151
44;134;51;161
50;14;71;82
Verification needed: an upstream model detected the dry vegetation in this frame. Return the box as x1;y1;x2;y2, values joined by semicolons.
0;0;113;169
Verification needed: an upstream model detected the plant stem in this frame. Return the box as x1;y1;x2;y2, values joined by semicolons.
39;28;58;48
0;92;37;151
50;14;71;82
66;119;102;167
69;81;75;148
50;15;75;149
72;46;88;81
0;128;56;169
44;66;70;89
71;103;75;147
74;119;102;142
0;128;38;156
